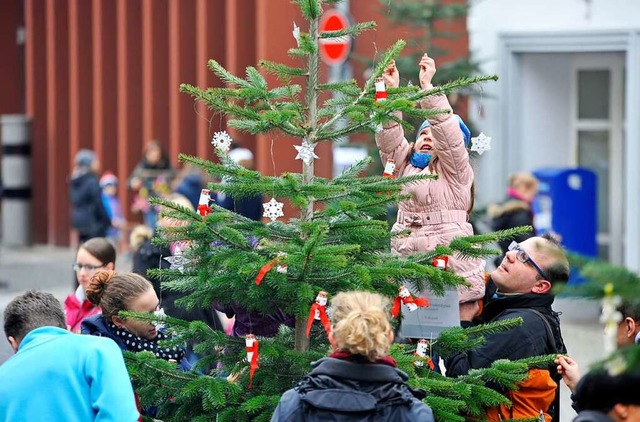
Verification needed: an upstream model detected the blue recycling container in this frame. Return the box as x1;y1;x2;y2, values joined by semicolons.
532;167;597;284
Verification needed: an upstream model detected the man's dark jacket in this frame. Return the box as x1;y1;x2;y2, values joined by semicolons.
446;289;565;377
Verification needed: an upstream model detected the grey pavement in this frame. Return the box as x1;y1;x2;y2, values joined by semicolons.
0;243;132;363
0;245;604;421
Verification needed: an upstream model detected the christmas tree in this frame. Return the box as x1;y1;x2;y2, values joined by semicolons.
124;1;552;420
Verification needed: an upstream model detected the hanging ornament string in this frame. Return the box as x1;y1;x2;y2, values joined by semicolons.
306;291;331;337
391;286;430;318
263;137;285;221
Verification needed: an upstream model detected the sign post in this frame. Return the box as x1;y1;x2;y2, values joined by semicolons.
319;9;351;66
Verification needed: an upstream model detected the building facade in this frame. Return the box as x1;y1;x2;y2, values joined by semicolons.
468;0;640;270
0;0;468;246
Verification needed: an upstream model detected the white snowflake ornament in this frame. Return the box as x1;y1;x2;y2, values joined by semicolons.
470;132;492;155
211;131;233;152
292;22;301;46
294;142;319;165
164;246;190;273
263;197;284;222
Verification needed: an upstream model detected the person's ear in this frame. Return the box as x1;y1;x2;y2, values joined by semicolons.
611;403;629;419
112;315;125;329
7;336;19;353
105;262;115;271
624;317;636;339
532;279;552;294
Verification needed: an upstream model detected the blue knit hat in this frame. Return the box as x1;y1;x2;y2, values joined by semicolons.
416;120;431;141
454;114;471;147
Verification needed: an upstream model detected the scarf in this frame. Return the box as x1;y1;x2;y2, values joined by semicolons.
329;350;397;368
507;187;531;204
410;152;432;169
108;321;185;363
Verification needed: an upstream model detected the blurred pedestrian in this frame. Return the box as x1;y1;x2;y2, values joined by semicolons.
69;149;111;244
0;290;139;421
215;147;263;221
65;237;116;333
100;172;126;249
128;141;176;230
488;172;539;266
131;193;224;332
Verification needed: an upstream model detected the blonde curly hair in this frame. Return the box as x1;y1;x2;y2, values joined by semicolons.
329;291;392;362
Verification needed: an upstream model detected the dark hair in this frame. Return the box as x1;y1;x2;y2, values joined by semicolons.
79;237;117;266
85;270;153;321
4;291;66;343
575;370;640;412
539;233;570;284
618;301;640;322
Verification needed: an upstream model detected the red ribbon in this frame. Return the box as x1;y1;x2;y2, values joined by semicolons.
255;257;281;285
391;295;430;317
246;339;259;389
306;303;331;337
197;204;211;218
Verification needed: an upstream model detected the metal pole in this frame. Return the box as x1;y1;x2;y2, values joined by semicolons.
1;114;32;247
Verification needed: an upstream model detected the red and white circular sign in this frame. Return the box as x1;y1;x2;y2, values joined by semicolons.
318;9;352;66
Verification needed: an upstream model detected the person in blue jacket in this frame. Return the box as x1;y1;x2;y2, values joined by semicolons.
0;290;139;421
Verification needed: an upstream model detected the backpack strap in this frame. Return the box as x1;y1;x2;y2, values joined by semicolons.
524;308;563;422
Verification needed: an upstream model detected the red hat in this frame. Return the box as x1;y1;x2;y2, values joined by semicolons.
99;172;118;188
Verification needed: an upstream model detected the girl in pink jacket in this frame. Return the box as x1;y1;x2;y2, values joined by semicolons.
375;54;485;312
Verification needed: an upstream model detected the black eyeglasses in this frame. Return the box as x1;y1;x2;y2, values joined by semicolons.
508;241;550;281
72;263;106;272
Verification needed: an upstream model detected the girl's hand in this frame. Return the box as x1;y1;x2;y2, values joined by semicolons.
383;60;399;89
419;53;436;90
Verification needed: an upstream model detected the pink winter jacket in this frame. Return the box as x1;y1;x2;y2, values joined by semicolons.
375;93;485;303
64;291;101;333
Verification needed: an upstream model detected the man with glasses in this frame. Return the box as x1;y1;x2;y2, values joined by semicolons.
445;234;570;422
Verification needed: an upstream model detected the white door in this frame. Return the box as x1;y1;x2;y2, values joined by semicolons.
571;53;625;263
